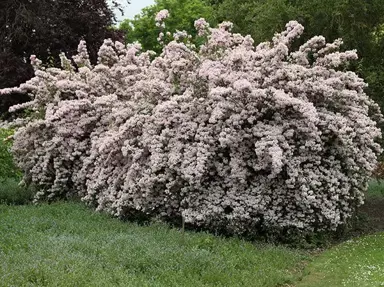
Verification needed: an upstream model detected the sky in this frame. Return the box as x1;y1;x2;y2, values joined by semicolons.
115;0;156;22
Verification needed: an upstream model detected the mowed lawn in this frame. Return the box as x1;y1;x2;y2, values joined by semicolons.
0;202;309;287
1;181;384;286
296;181;384;287
297;233;384;287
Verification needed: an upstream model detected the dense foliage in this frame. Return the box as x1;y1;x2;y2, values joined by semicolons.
209;0;384;125
119;0;214;52
0;128;20;181
1;13;382;236
0;0;125;118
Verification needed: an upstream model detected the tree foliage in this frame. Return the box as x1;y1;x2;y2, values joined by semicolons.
0;0;125;117
210;0;384;107
119;0;215;52
210;0;384;49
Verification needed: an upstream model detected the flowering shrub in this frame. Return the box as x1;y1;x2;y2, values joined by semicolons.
0;13;382;235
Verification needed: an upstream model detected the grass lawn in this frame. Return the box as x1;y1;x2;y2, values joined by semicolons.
0;181;384;286
297;233;384;287
0;202;309;287
296;181;384;287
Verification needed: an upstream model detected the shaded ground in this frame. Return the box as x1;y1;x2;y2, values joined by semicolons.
337;181;384;239
360;197;384;233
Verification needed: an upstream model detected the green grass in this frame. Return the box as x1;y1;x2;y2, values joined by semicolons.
0;177;34;205
0;181;383;286
297;233;384;287
0;202;310;287
366;180;384;199
295;181;384;286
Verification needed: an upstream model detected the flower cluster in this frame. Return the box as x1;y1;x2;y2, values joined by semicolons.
155;9;169;28
1;16;382;235
194;18;210;36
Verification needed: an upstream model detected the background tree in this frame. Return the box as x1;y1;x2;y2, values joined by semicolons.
0;0;128;118
208;0;301;43
210;0;384;50
119;0;215;53
209;0;384;137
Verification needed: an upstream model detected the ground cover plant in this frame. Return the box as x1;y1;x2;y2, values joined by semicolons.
0;11;382;239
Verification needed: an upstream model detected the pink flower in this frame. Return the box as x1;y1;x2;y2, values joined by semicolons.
1;19;381;234
155;9;169;22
